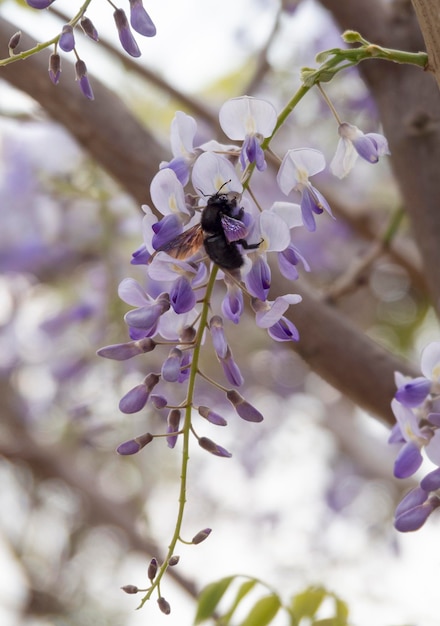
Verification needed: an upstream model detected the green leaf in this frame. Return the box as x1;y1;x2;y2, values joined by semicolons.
238;594;281;626
194;576;234;624
334;597;349;624
219;579;258;625
291;587;326;620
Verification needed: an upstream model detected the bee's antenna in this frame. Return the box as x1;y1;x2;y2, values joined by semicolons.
197;179;232;198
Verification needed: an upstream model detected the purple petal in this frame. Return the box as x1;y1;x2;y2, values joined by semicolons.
245;256;271;300
26;0;55;7
75;60;94;100
119;384;149;414
221;285;243;324
395;377;431;407
198;405;228;426
161;349;183;382
59;24;75;52
267;317;299;342
220;352;244;387
421;467;440;492
393;440;423;478
129;0;157;36
170;276;196;313
209;315;228;359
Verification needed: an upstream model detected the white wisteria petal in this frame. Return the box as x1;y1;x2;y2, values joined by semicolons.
259;211;291;251
277;148;326;194
169;111;197;157
192;152;242;196
330;137;358;178
269;202;303;228
150;169;189;215
421;342;440;380
219;96;277;139
118;278;149;307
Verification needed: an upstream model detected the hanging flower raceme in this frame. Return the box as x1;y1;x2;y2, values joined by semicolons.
98;95;333;609
389;342;440;531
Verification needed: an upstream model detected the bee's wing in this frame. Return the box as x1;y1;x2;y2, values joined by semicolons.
221;214;248;242
150;224;204;262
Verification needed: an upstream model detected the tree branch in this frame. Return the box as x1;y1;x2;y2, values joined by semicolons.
318;0;440;314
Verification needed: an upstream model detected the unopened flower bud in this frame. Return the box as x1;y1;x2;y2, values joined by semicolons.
148;557;158;581
168;555;180;566
59;24;75;52
80;16;99;41
151;394;168;409
48;53;61;85
117;432;154;455
8;31;21;54
121;584;139;594
180;326;196;344
157;596;171;614
198;406;227;426
226;390;264;422
75;59;94;100
191;528;212;544
161;348;183;382
209;315;228;359
145;372;160;391
114;8;141;57
97;337;156;361
167;409;181;448
119;383;149;414
26;0;55;7
219;347;243;387
198;437;232;458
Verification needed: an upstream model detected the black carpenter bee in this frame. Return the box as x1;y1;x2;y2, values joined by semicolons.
151;185;262;270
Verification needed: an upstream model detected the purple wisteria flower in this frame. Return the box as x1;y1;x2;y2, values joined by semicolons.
390;341;440;530
330;122;390;179
219;96;277;171
97;96;327;468
277;148;333;232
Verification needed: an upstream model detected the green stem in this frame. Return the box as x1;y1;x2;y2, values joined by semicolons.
137;265;219;609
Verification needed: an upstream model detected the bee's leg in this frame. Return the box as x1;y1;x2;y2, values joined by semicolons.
239;238;264;250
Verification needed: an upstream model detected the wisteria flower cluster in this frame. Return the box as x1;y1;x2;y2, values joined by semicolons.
19;1;156;99
389;342;440;531
95;93;391;609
